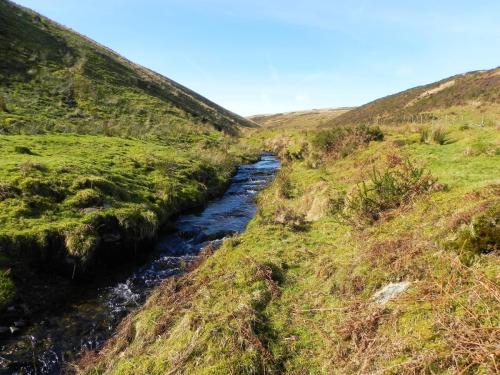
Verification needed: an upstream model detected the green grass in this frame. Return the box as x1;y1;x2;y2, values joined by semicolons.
0;0;255;138
0;0;261;317
0;132;258;310
82;123;499;374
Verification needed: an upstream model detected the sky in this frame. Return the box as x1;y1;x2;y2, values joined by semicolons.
13;0;500;116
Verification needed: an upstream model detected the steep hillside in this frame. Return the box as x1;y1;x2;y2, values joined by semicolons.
330;67;500;126
249;107;351;129
0;0;259;322
0;0;256;136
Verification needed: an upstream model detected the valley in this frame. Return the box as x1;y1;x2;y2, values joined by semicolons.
0;0;499;374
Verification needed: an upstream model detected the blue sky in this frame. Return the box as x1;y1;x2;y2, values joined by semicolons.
14;0;500;116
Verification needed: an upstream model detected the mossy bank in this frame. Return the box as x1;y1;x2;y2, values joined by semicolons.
0;132;260;315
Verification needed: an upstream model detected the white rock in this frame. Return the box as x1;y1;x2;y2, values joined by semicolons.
372;281;411;304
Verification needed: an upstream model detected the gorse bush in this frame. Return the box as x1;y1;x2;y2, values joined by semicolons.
342;158;438;225
312;125;383;158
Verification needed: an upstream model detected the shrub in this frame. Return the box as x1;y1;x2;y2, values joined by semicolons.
342;158;438;225
312;125;383;159
365;125;384;141
445;204;499;265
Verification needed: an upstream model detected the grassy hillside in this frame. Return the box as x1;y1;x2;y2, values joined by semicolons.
80;80;499;373
0;0;256;136
249;107;351;129
0;0;260;315
330;68;500;127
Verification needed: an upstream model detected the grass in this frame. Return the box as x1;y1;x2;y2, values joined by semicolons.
0;132;258;311
0;0;255;138
79;121;499;374
0;0;263;320
329;68;500;126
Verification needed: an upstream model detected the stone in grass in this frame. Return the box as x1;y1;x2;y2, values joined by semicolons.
372;281;411;305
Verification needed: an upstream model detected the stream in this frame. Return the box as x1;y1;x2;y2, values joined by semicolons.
0;153;280;374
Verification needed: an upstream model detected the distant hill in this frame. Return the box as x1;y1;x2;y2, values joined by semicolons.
249;107;352;129
0;0;256;137
329;67;500;126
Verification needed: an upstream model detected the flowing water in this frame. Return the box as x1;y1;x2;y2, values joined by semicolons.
0;154;280;374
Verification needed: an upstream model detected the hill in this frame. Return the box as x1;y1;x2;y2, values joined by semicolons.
0;0;259;320
249;107;351;129
0;0;256;137
329;67;500;127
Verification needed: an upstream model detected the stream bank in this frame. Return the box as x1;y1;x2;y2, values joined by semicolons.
0;154;279;374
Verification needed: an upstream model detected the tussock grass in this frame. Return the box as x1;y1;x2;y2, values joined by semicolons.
419;126;452;145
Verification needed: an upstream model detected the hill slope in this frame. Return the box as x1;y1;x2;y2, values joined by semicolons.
0;0;256;136
249;107;351;129
0;0;259;322
330;67;500;126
